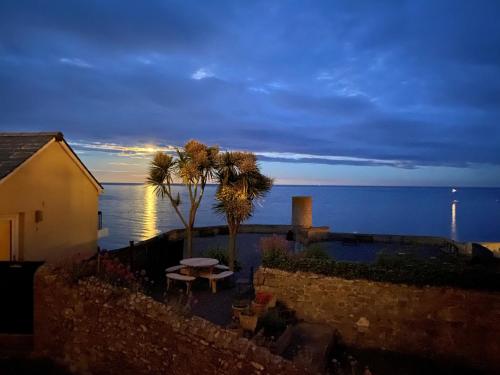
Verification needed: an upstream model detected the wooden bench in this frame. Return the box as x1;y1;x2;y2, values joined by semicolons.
165;265;186;273
166;273;196;294
207;271;234;293
214;264;230;271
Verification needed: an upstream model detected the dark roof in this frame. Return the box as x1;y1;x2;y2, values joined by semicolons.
0;132;61;180
0;132;102;189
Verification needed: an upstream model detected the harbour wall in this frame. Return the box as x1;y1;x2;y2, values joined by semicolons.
104;224;466;283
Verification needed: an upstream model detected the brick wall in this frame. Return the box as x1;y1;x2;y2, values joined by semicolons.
255;267;500;372
34;266;305;375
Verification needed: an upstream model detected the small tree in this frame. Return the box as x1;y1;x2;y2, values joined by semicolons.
148;140;219;257
214;152;273;270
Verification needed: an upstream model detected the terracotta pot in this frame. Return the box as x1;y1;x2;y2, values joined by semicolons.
232;303;249;320
239;313;258;332
267;295;277;308
251;301;267;317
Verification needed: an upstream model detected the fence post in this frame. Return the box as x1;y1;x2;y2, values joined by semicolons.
129;241;135;270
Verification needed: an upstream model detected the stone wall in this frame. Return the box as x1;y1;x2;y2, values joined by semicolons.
479;242;500;258
255;267;500;372
34;266;306;375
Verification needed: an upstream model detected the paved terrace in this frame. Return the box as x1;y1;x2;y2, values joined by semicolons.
163;233;265;326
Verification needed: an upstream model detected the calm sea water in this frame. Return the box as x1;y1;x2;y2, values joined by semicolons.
99;184;500;250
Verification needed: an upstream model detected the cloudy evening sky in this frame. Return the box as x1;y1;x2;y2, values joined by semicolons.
1;1;500;186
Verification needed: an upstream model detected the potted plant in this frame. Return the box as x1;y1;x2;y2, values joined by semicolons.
239;310;258;332
268;294;277;308
252;291;273;316
232;298;250;320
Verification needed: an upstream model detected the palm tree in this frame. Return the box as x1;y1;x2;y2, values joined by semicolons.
214;152;273;270
148;140;219;257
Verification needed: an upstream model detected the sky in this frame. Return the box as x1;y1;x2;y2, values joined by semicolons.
1;1;500;186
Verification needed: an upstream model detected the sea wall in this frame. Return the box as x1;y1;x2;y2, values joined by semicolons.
34;266;305;375
255;267;500;372
479;242;500;258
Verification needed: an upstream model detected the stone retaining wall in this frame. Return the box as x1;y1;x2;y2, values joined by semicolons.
34;266;306;375
255;267;500;372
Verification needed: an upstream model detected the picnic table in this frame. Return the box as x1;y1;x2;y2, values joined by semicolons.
167;257;233;294
180;257;219;268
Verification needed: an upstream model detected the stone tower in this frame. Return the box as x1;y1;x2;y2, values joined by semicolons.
292;196;312;228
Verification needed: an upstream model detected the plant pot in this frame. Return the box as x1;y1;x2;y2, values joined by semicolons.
267;295;277;308
232;303;249;320
251;301;267;317
239;313;258;332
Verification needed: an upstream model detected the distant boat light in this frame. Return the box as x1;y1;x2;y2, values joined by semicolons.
451;188;457;193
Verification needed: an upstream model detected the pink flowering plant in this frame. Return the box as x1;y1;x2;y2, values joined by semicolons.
254;291;273;306
97;253;155;292
259;235;291;266
59;251;155;294
98;254;139;289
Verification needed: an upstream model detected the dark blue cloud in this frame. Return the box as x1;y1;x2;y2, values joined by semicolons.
1;0;500;173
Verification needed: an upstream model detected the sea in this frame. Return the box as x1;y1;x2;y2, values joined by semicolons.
98;184;500;250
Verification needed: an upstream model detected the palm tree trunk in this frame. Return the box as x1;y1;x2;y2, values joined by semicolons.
228;230;237;271
184;227;193;258
184;206;197;258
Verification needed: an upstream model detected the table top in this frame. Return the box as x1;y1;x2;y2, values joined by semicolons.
180;257;219;268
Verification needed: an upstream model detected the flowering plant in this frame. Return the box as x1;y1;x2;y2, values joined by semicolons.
98;253;140;290
259;235;291;267
254;291;273;306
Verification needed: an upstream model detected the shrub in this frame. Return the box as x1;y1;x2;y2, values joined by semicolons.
260;309;287;338
259;235;291;267
204;246;242;271
59;253;96;284
99;254;141;290
262;245;500;291
300;244;330;260
260;235;291;253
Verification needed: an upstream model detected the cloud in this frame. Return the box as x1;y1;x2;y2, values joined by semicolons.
69;141;176;156
255;151;415;169
248;86;270;94
0;0;500;185
191;68;215;80
59;57;93;68
316;72;335;81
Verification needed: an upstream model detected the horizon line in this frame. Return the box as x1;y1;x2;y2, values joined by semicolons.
100;182;500;189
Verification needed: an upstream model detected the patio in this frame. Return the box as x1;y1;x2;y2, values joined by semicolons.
159;233;265;326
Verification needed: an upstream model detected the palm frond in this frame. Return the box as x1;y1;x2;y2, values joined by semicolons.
213;151;273;229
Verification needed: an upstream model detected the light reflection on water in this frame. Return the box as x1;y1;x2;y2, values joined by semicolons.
451;201;457;241
99;184;500;250
143;185;159;239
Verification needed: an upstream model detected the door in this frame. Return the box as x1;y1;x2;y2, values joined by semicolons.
0;262;44;333
0;220;11;261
